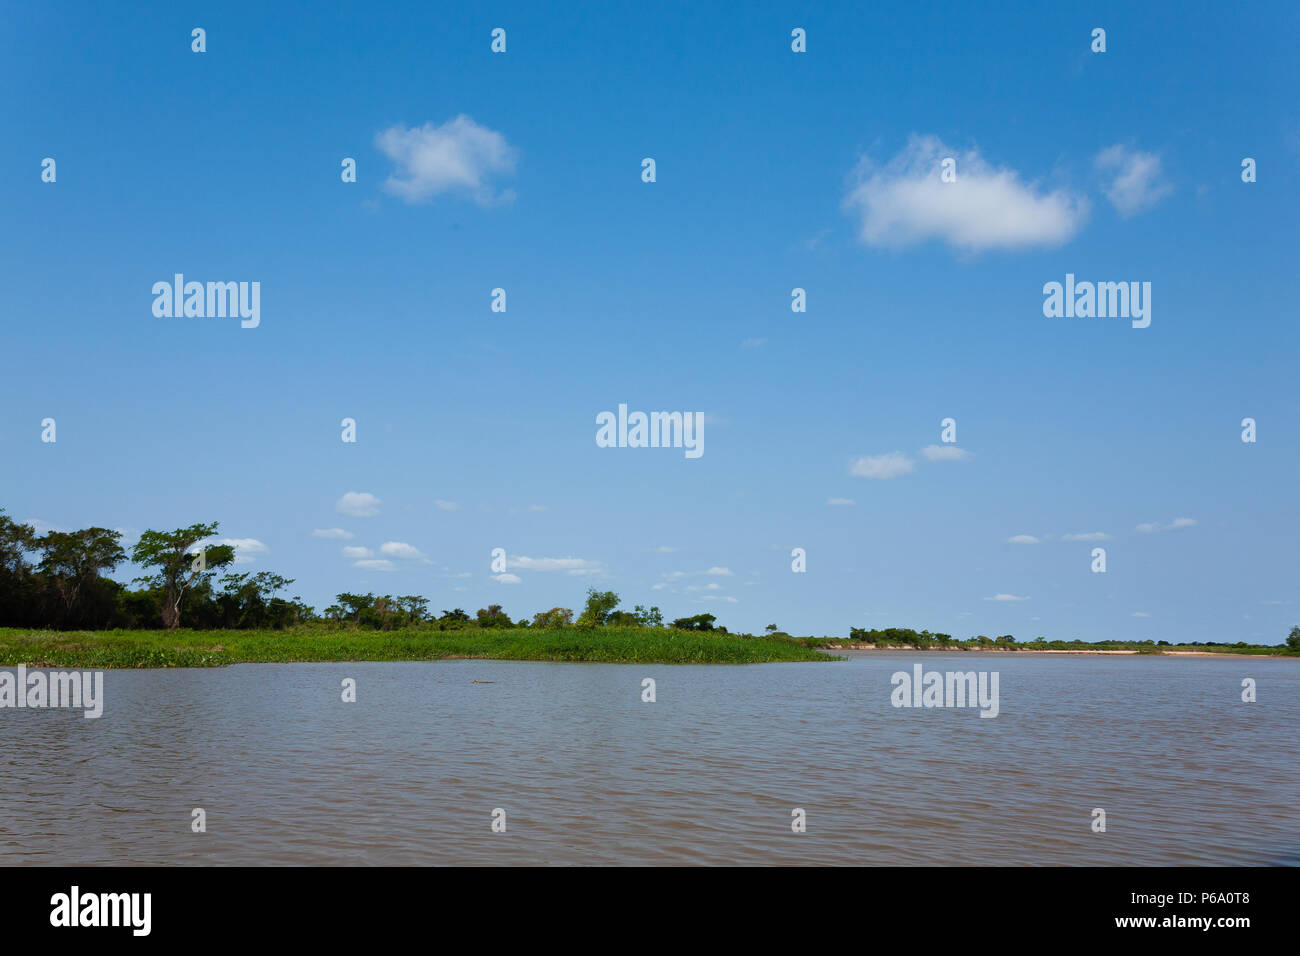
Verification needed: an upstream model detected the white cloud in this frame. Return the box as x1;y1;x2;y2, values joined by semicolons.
528;504;548;512
510;556;602;574
1061;532;1111;542
434;500;459;512
353;559;396;572
851;452;915;480
706;567;733;576
336;491;381;518
492;573;522;584
342;546;374;559
380;541;424;559
740;338;767;349
827;497;855;507
1095;145;1172;217
376;115;516;205
312;528;354;540
983;593;1030;602
1137;517;1196;533
1132;611;1151;618
687;583;722;592
1007;535;1040;544
654;545;678;553
844;134;1088;253
920;444;973;462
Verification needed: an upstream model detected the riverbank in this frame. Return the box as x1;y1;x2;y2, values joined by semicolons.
0;626;836;668
817;643;1289;657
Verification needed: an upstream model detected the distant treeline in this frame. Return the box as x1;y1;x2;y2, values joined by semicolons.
4;511;1297;650
833;626;1300;653
0;511;723;633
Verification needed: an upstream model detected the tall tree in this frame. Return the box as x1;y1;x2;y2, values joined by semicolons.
131;523;235;629
0;510;39;626
37;527;126;619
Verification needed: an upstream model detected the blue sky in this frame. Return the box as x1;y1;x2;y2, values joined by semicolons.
2;1;1297;641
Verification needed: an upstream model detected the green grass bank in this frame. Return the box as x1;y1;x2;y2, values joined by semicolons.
0;625;837;668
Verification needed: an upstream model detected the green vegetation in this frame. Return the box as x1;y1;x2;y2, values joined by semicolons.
0;625;834;668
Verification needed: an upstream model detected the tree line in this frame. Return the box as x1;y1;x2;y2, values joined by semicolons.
0;510;726;633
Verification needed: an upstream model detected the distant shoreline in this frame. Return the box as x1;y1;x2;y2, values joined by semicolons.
821;644;1286;658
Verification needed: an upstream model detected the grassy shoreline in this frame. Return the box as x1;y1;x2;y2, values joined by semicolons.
0;627;1292;669
0;626;836;668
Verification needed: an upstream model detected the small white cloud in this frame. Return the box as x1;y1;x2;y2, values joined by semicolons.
380;541;423;559
528;504;548;512
687;583;722;592
740;338;767;349
342;546;374;559
1137;517;1196;533
983;593;1030;602
844;134;1088;253
850;451;915;480
1132;611;1151;618
336;491;381;518
434;500;459;512
1007;535;1040;545
492;573;522;584
353;559;396;572
654;546;678;553
1095;145;1172;217
511;556;602;573
827;498;855;507
920;445;973;462
1061;532;1111;542
376;115;516;205
312;528;354;540
706;567;733;576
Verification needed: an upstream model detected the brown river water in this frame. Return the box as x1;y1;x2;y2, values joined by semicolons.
1;651;1297;865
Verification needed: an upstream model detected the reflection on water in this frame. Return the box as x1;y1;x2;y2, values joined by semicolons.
1;652;1297;865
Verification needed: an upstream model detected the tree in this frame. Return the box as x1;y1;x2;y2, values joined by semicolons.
765;623;779;633
217;571;296;628
131;523;235;629
396;595;430;624
671;613;716;632
476;604;512;628
576;589;620;627
633;605;663;627
0;509;36;576
1288;625;1300;651
532;607;574;628
37;528;126;620
0;510;39;626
